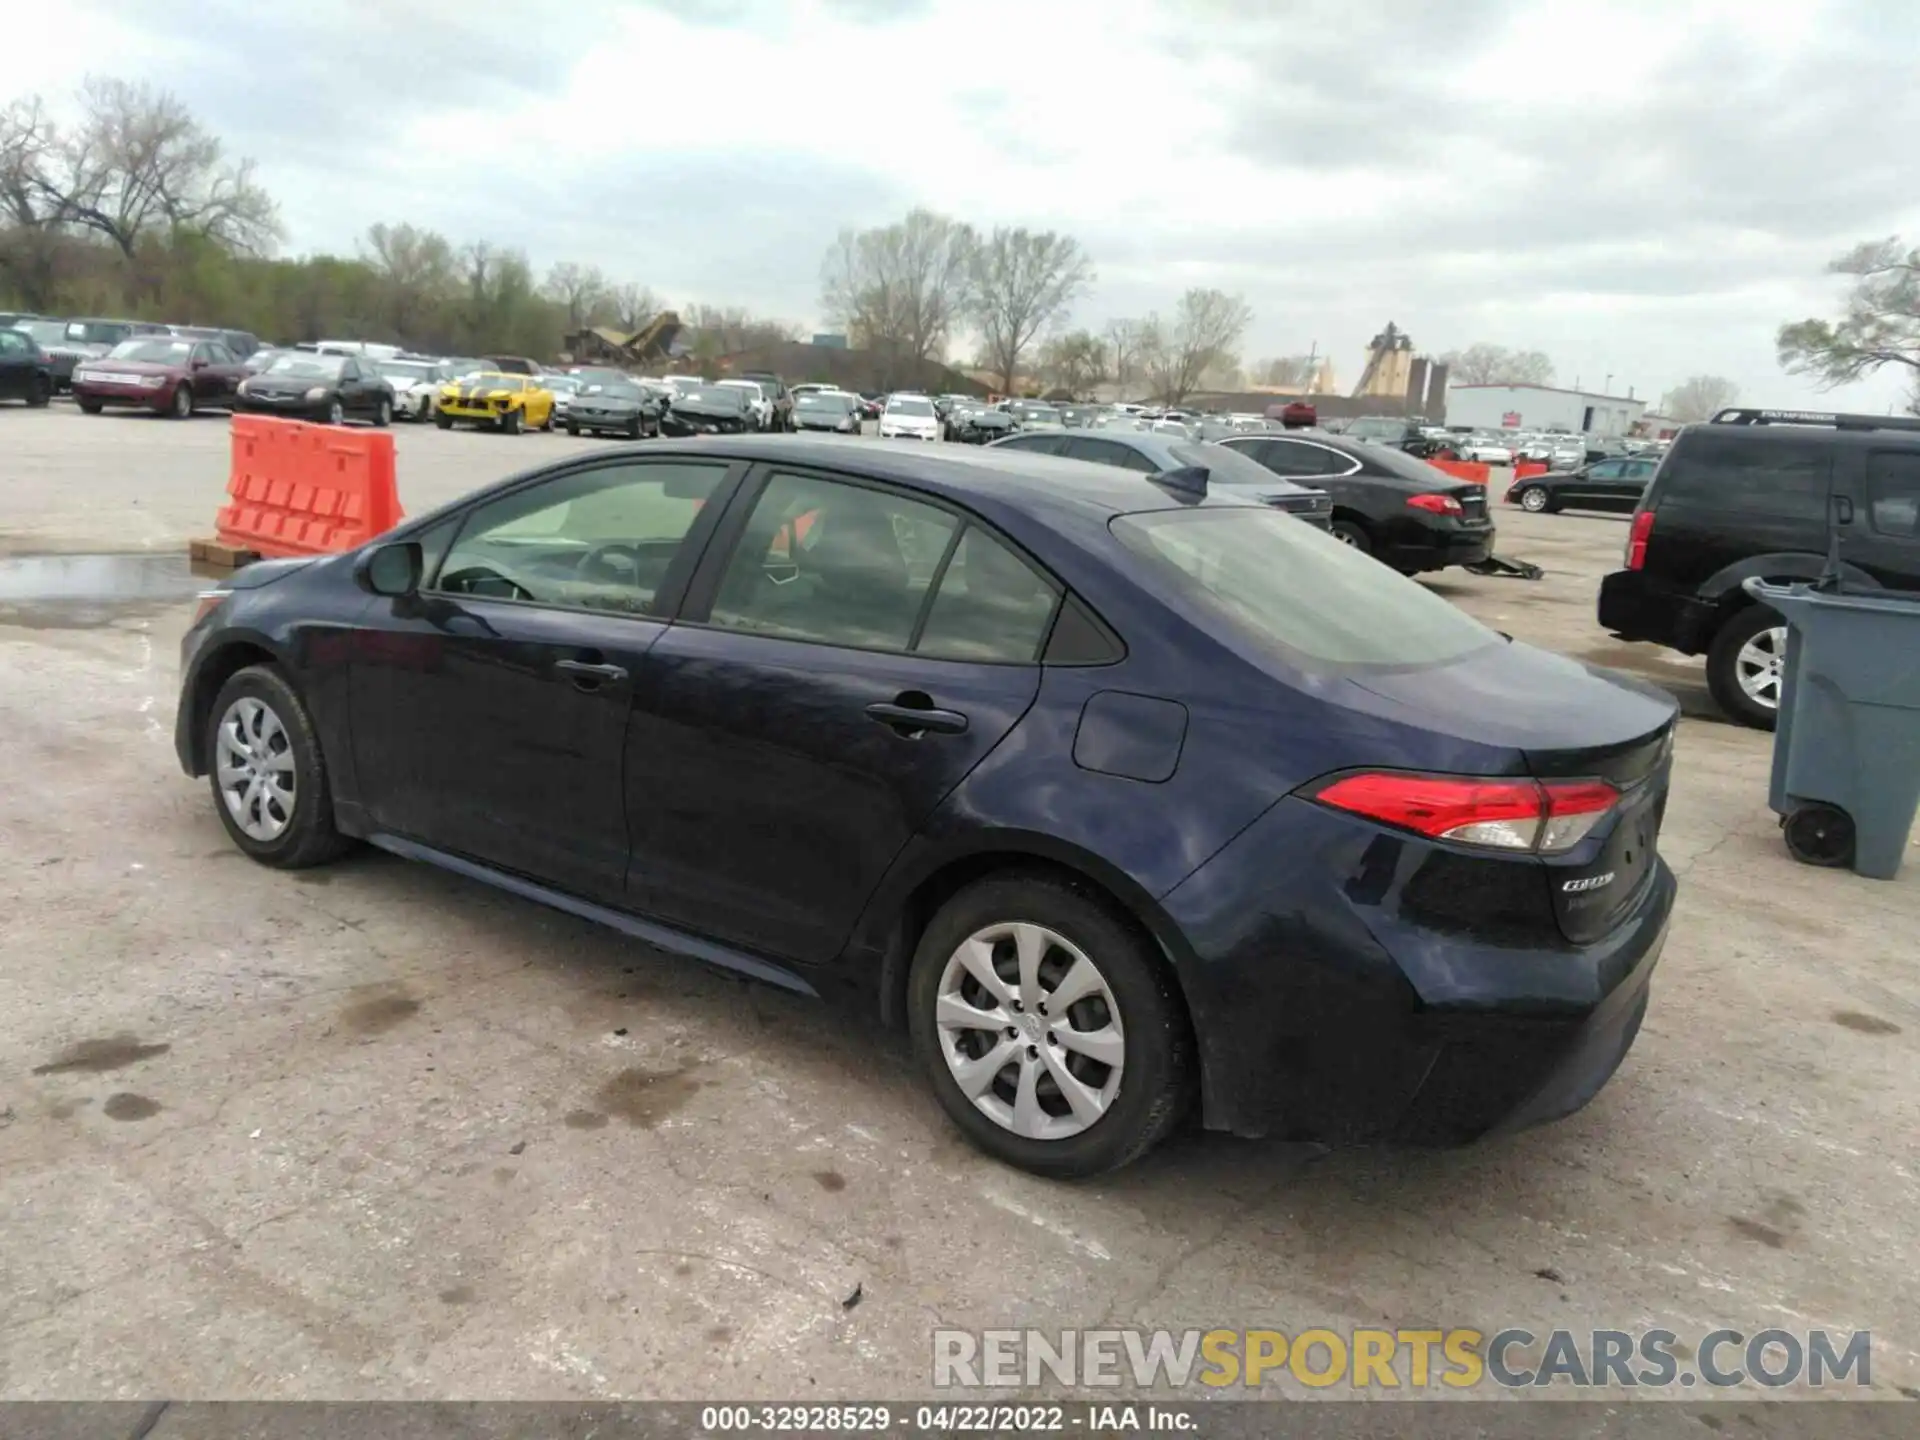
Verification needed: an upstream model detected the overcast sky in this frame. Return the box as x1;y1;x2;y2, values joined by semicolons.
16;0;1919;411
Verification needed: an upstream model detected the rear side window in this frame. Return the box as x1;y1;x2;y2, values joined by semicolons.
1865;451;1920;538
1112;508;1498;667
1657;434;1830;519
915;527;1060;662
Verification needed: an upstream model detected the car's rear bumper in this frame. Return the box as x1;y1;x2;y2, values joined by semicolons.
1599;569;1714;653
1160;794;1676;1144
1382;524;1496;573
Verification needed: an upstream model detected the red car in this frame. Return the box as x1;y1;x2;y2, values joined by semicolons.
71;336;248;418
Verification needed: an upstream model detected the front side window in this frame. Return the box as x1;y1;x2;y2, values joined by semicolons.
1112;506;1499;668
433;460;726;615
0;330;29;356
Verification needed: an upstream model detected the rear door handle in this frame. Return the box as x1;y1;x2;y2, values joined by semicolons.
555;658;628;688
866;702;968;736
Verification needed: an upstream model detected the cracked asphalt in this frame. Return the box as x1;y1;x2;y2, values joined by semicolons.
0;409;1916;1406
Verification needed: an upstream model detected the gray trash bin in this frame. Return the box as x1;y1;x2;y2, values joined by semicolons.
1745;577;1920;879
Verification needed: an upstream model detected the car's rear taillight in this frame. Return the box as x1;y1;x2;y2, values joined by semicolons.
1313;772;1620;854
1626;510;1654;569
1407;493;1464;515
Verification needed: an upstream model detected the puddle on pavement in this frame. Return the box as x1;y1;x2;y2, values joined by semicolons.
0;552;205;630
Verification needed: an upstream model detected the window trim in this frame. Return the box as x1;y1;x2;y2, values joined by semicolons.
418;454;746;621
1225;435;1362;479
675;460;1069;666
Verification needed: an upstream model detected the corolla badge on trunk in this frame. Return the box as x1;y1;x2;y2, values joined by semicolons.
1562;872;1616;893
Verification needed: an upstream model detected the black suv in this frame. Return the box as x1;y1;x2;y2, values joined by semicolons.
1215;429;1495;573
1599;409;1920;729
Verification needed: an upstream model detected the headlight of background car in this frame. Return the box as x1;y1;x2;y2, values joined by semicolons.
237;379;253;395
140;374;167;388
305;386;328;401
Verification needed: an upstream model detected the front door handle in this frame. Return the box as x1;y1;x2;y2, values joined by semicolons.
866;701;968;736
555;658;628;689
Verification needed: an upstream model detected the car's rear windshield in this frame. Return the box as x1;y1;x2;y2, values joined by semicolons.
1651;432;1833;519
1111;507;1499;667
1169;441;1296;489
797;393;852;410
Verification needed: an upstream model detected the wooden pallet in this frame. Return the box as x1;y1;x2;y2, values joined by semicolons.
188;538;261;570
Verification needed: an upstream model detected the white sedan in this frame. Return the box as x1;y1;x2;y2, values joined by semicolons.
1454;433;1515;464
879;394;941;440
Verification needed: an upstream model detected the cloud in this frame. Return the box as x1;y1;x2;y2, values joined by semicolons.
7;0;1918;408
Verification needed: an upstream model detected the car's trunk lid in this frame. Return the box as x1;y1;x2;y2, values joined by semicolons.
1344;639;1677;944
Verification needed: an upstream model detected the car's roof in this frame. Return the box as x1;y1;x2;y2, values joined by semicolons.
651;435;1264;520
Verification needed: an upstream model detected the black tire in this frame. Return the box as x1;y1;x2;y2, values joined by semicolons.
373;397;392;427
502;407;523;435
79;397;104;414
1330;519;1372;553
27;375;52;408
435;412;453;430
1783;803;1855;868
627;419;642;440
326;398;345;427
1517;486;1553;513
1707;603;1786;731
566;421;580;437
907;874;1194;1178
171;384;194;419
204;664;354;870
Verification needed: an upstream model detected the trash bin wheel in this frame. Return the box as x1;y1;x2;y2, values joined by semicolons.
1782;803;1856;868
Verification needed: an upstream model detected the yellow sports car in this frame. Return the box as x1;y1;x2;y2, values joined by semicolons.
434;372;556;433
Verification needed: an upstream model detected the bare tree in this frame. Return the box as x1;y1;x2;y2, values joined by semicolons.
605;282;664;332
363;222;455;343
542;261;610;329
685;303;803;365
1437;342;1554;386
1104;318;1144;394
1037;329;1109;397
1252;355;1316;388
821;209;974;385
968;226;1093;394
48;78;278;261
1777;237;1920;388
1659;375;1740;423
1138;289;1254;405
0;97;67;308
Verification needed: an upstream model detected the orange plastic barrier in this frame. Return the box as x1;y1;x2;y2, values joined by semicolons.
1427;458;1491;485
216;415;403;558
1513;461;1548;480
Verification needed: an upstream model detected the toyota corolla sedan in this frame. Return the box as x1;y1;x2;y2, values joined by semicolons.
175;437;1678;1177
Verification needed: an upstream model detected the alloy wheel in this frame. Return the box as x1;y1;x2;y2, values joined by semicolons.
934;922;1124;1141
1520;487;1549;512
1735;624;1788;708
215;696;297;841
328;399;345;426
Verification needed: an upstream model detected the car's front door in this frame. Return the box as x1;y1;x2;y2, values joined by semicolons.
1603;458;1658;510
624;466;1059;965
347;455;738;899
0;329;35;400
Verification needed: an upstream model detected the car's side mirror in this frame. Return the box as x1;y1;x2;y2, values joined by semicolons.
358;541;423;597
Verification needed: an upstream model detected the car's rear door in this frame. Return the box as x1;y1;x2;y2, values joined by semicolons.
623;464;1058;965
347;454;739;901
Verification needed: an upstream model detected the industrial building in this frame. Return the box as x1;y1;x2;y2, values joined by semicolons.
1445;383;1646;437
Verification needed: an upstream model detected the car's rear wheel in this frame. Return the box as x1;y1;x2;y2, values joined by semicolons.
78;398;104;414
1518;485;1551;512
1707;603;1786;730
171;385;193;419
206;665;353;869
908;875;1193;1178
566;421;580;436
28;375;52;408
1330;519;1372;553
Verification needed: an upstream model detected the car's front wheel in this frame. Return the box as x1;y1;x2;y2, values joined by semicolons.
502;407;523;435
78;397;104;414
1707;603;1787;730
1517;485;1552;512
326;398;345;426
435;412;453;430
206;665;353;869
1329;519;1372;553
28;375;52;408
908;875;1193;1178
171;384;194;419
373;397;392;427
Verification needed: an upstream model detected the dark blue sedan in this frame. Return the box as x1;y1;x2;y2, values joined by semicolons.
176;436;1678;1176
